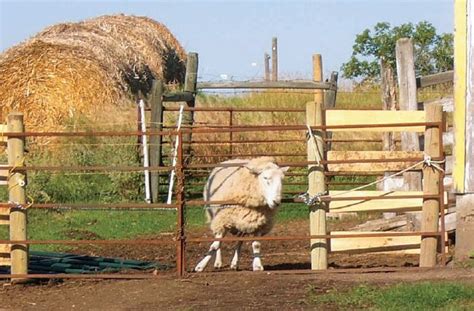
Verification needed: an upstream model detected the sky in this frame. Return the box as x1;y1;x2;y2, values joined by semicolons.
0;0;454;81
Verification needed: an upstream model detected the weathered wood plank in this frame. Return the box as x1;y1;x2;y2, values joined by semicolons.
397;38;422;191
0;244;11;266
327;151;423;172
324;72;338;151
0;164;7;186
196;80;333;90
330;231;421;254
162;91;194;102
0;207;9;225
0;124;6;142
330;231;448;254
0;244;10;253
417;71;454;89
326;110;426;132
328;190;448;213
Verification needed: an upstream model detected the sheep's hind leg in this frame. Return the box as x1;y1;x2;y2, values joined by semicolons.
230;235;243;270
252;240;264;271
195;233;223;272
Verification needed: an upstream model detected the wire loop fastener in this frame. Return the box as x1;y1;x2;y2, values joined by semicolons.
298;191;328;206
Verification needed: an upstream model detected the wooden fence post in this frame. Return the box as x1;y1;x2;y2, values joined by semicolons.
271;37;278;81
396;38;422;191
324;72;338;152
420;103;443;267
308;53;327;270
379;58;399;217
149;79;164;203
7;112;28;279
264;53;270;81
380;58;397;152
183;52;199;157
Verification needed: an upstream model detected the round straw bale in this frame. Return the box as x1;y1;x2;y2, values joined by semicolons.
0;14;186;132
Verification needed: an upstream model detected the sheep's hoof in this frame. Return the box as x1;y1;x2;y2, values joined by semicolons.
252;265;264;271
230;264;238;270
214;262;222;269
194;265;205;272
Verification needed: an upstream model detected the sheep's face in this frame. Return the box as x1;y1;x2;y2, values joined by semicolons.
253;164;289;209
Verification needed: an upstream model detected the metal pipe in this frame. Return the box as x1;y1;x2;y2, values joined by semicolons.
163;106;305;112
0;231;441;246
176;131;186;277
186;231;442;243
185;194;442;206
0;121;443;137
0;203;178;209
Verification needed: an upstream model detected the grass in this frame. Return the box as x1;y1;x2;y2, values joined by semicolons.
307;282;474;310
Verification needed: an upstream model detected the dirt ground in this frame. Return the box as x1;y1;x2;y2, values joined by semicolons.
65;218;429;272
1;219;466;310
1;268;473;310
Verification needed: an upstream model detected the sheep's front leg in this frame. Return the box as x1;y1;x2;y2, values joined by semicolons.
195;233;223;272
214;248;222;269
230;240;243;270
252;240;264;271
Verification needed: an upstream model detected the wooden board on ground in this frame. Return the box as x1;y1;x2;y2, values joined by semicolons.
328;190;448;213
327;151;424;172
326;110;426;132
330;231;448;254
0;244;11;266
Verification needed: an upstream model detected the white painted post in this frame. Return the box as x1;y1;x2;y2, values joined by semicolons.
139;99;151;203
167;105;185;205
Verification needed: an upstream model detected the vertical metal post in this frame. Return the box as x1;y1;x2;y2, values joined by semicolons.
176;131;186;277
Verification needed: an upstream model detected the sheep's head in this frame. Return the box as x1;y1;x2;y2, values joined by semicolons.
245;158;289;209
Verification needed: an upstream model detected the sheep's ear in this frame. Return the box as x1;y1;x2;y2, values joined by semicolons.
244;165;262;175
280;166;290;173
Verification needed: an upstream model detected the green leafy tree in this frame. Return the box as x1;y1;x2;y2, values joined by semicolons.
342;21;453;81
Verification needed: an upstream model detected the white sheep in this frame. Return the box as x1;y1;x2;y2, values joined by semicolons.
194;156;289;272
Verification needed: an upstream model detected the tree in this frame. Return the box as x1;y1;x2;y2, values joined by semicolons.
342;21;453;81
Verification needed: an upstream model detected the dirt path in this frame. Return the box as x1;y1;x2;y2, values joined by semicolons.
2;268;473;310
